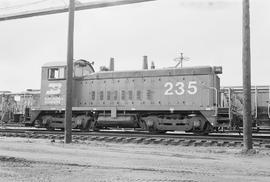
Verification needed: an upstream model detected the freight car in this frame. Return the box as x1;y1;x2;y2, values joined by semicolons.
0;90;40;123
221;86;270;128
0;91;11;121
29;59;239;134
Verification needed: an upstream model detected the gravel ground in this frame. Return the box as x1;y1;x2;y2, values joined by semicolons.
0;137;270;182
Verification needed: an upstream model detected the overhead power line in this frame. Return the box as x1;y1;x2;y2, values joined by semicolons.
0;0;52;11
0;0;156;21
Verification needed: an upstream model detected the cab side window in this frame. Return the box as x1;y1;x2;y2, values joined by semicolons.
48;67;65;79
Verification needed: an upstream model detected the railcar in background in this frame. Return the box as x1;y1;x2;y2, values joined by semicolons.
0;91;11;120
221;86;270;129
0;90;40;123
29;59;242;134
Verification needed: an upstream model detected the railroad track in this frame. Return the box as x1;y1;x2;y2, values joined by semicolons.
1;127;270;148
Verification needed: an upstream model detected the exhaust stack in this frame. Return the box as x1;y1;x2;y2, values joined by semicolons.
109;57;114;71
143;56;148;70
151;61;155;69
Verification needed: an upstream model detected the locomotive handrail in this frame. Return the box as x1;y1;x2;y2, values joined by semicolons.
267;102;270;119
227;88;232;121
211;87;218;117
268;86;270;119
255;86;258;119
267;86;270;119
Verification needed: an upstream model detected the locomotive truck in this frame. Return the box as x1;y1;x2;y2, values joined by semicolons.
29;59;239;134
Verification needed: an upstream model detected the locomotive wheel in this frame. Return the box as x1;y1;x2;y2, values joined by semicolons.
77;117;90;131
89;119;99;132
142;117;157;132
46;126;55;131
79;119;91;132
42;116;55;131
192;122;212;135
142;117;167;134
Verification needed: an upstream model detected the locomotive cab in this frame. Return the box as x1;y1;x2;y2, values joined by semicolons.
40;62;67;110
40;60;94;109
31;60;94;129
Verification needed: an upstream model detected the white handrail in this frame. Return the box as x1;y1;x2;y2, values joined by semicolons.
213;87;218;116
268;86;270;118
228;88;232;120
254;86;258;119
267;103;270;119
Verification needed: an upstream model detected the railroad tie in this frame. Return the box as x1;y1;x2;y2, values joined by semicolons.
122;137;134;143
132;137;144;144
115;137;124;143
143;138;155;144
88;136;99;141
104;136;116;142
170;139;185;145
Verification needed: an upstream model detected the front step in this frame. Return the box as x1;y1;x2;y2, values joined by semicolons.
217;107;230;124
217;107;230;114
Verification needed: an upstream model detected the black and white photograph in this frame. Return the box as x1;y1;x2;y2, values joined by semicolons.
0;0;270;181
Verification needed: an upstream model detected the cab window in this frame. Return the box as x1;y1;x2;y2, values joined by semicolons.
48;67;65;79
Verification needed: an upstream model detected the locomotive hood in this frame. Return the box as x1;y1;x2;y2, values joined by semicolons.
83;66;222;80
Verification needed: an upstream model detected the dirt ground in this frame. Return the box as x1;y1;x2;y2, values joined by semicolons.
0;137;270;182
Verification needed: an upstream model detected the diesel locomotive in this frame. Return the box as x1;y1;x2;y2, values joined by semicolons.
28;59;241;134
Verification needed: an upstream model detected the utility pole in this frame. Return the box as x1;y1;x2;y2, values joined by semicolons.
242;0;253;150
65;0;75;144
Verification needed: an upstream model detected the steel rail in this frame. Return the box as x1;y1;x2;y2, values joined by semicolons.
1;128;270;143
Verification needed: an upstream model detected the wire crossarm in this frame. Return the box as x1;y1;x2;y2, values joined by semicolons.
0;0;156;21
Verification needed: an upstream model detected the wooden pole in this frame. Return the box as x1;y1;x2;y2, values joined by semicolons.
65;0;75;144
242;0;253;150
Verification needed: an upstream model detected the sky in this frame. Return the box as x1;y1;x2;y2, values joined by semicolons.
0;0;269;92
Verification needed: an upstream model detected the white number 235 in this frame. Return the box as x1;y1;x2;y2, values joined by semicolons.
164;81;197;95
